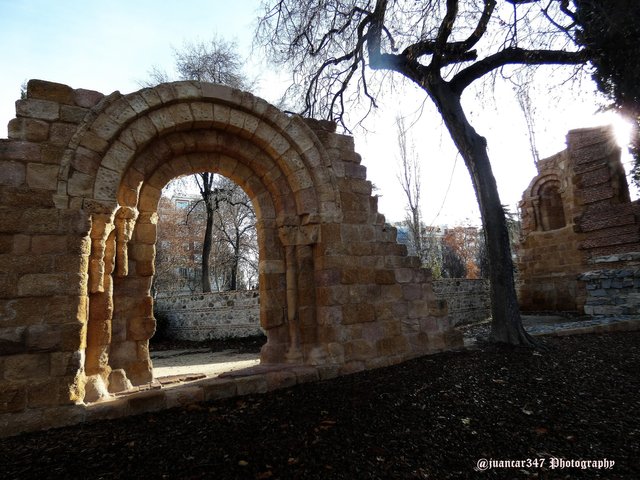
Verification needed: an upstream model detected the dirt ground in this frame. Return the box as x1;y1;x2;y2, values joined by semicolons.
1;330;638;479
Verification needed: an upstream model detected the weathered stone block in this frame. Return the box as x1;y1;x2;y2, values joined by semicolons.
0;161;26;187
60;105;88;124
27;378;62;407
202;378;238;401
127;390;166;415
235;375;268;396
16;98;60;121
49;122;79;146
26;324;63;352
17;274;68;297
0;384;27;413
7;117;50;142
27;80;74;105
50;350;84;377
74;88;104;108
165;386;204;409
0;140;41;163
4;353;50;380
0;326;26;354
127;316;156;341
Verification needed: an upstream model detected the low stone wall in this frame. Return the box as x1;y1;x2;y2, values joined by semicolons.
154;290;262;340
580;268;640;316
432;279;490;326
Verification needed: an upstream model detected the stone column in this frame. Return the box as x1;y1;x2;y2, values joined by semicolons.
278;224;321;364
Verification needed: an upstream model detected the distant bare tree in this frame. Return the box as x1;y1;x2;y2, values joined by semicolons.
143;37;255;292
396;116;425;264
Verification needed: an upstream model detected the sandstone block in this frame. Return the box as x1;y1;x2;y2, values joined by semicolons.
26;324;62;352
83;374;111;403
16;98;60;121
235;375;268;396
51;350;84;377
0;384;27;413
165;386;204;409
18;273;68;297
0;326;26;354
4;353;50;380
74;88;105;108
7;117;50;142
108;369;133;393
12;234;30;254
341;303;375;325
27;378;61;407
60;105;88;124
127;390;166;415
201;378;238;401
49;122;79;146
265;370;297;391
0;140;41;163
127;316;156;341
27;79;74;104
94;167;120;202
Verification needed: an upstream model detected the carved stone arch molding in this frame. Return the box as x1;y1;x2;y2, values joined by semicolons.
528;172;567;232
58;82;340;391
1;79;461;433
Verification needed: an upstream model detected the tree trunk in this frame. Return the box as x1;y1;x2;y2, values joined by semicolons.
429;80;537;346
229;231;240;291
201;203;214;293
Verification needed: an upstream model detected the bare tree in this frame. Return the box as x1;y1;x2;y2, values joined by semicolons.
257;0;588;346
211;177;258;291
143;37;255;292
396;116;426;263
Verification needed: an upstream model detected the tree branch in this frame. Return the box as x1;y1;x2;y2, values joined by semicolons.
450;47;587;94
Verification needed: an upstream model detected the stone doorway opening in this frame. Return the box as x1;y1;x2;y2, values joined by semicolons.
77;83;330;402
148;174;266;385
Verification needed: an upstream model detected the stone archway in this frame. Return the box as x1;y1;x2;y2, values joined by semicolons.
1;79;462;434
61;82;339;390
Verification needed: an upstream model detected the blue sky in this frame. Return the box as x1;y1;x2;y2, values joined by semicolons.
0;1;633;224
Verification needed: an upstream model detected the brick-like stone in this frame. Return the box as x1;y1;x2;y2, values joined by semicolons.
74;88;104;108
4;353;50;380
0;161;26;186
27;80;75;105
26;163;59;190
16;98;60;121
7;117;50;142
0;384;27;413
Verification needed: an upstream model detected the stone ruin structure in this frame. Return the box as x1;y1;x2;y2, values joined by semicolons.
517;126;640;313
0;80;461;435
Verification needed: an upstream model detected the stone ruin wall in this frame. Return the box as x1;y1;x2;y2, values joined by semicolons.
0;79;463;436
517;126;640;313
432;279;490;327
155;280;491;341
154;290;262;340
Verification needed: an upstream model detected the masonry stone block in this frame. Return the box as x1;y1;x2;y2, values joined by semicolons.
0;161;26;187
8;117;50;142
4;353;50;380
0;384;27;414
16;98;60;121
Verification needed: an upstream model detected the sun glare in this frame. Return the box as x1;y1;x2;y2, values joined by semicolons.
608;113;633;149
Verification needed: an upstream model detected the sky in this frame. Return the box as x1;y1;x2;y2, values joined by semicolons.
0;0;634;226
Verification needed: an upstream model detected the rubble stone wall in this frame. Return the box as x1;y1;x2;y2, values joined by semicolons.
432;279;490;326
154;290;262;340
580;253;640;316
